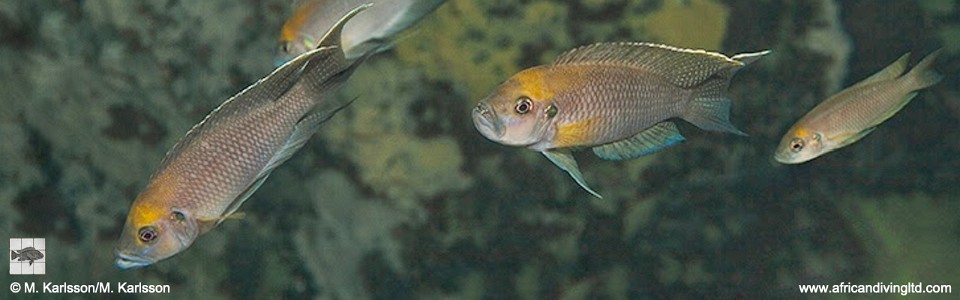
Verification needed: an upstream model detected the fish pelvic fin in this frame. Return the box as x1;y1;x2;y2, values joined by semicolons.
542;150;603;198
592;121;685;160
904;49;943;91
682;76;747;136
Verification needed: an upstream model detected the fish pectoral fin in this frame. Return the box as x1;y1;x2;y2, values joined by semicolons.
542;150;603;198
832;127;877;148
592;121;685;161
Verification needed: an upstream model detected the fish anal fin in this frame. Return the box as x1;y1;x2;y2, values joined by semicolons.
592;122;685;160
542;150;602;198
683;77;746;136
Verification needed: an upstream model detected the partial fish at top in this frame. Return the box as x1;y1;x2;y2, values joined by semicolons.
774;50;943;164
277;0;447;64
114;4;372;269
473;42;769;198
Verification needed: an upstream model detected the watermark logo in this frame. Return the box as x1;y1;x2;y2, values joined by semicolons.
9;238;45;275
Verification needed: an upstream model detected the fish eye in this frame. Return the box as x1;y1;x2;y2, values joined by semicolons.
789;138;805;153
515;97;533;114
280;43;289;53
138;226;158;244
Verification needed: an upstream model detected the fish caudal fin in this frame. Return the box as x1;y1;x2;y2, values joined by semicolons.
682;77;747;136
10;250;17;260
904;49;943;91
863;49;943;129
592;121;685;160
542;151;602;198
317;3;373;50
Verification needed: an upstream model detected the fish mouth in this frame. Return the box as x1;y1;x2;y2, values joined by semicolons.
773;150;806;164
472;102;504;140
115;252;154;270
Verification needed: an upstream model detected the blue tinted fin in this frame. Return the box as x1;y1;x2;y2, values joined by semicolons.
592;121;685;160
542;150;602;198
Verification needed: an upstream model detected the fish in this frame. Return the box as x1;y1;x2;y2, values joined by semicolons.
114;4;372;270
774;50;943;164
277;0;447;64
472;42;769;198
11;247;44;265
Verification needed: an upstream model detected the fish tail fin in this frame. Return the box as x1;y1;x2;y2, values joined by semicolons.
682;77;747;136
316;3;373;50
10;250;17;260
904;49;943;90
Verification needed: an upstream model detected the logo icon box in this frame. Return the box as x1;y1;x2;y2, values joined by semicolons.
10;238;45;275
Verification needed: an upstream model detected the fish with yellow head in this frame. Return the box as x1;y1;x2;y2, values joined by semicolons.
473;42;769;198
277;0;447;64
774;50;943;164
115;4;371;269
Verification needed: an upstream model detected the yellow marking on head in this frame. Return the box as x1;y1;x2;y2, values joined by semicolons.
792;127;810;139
280;1;321;42
554;117;601;148
512;67;555;101
130;172;179;227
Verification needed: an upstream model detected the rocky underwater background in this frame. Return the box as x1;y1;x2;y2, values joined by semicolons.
1;0;959;299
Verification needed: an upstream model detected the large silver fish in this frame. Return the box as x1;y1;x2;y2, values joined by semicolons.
774;50;943;164
473;42;769;198
277;0;447;63
114;5;371;269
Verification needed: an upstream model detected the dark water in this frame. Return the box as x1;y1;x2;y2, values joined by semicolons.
1;0;958;299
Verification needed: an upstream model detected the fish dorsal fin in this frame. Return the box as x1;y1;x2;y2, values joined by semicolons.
850;53;911;89
592;121;685;161
317;3;373;50
552;42;769;88
217;97;358;222
542;150;602;198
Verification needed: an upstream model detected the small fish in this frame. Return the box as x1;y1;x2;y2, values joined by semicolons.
473;42;768;198
277;0;447;64
114;4;371;269
11;247;44;265
774;50;943;164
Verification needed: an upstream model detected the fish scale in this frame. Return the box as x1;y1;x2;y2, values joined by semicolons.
547;65;687;149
